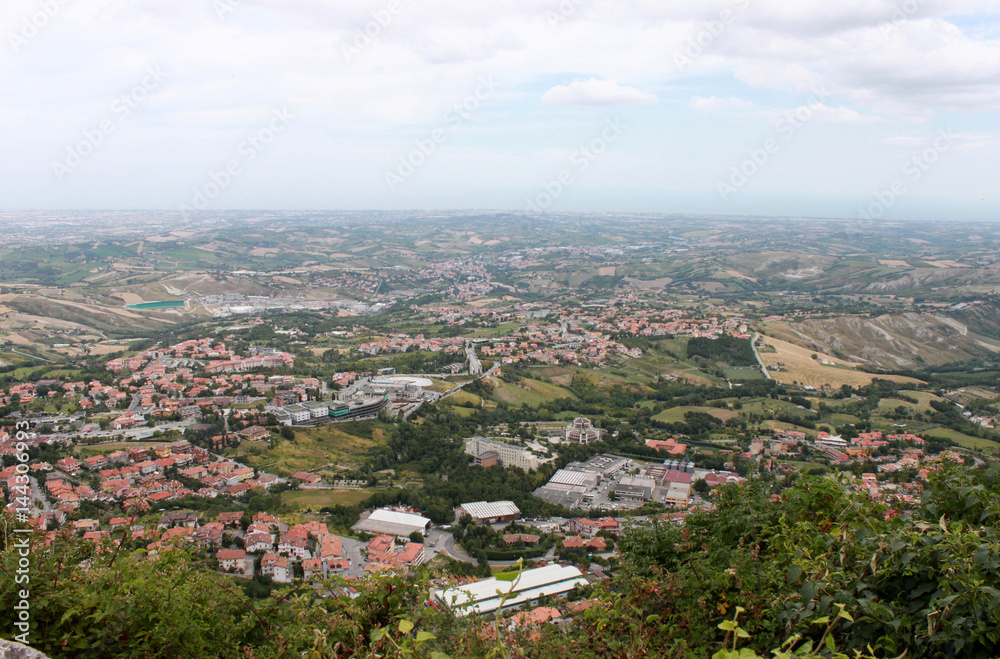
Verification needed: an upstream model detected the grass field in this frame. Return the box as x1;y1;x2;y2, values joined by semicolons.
489;378;577;407
724;366;766;381
739;398;818;417
75;441;164;456
878;391;942;413
757;334;924;388
440;390;481;407
821;412;864;426
923;427;1000;452
231;422;389;476
281;488;372;510
653;406;738;423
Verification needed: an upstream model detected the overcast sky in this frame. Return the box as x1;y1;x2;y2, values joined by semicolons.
2;0;999;221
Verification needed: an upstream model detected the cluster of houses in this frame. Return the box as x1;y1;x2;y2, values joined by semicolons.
767;428;927;462
0;439;280;526
357;333;467;357
476;326;643;367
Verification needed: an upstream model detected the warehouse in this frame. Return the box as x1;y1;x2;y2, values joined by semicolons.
457;500;521;525
430;564;589;616
614;475;656;502
352;508;431;539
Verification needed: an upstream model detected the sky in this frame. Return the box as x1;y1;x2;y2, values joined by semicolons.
2;0;1000;221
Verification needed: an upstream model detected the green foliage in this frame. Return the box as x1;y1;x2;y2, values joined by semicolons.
616;466;1000;657
688;336;758;367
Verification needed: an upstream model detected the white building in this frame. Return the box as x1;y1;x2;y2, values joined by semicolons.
431;564;589;616
302;401;331;418
817;434;848;449
284;404;312;424
352;508;431;539
464;437;539;471
260;553;292;583
565;417;602;444
457;500;521;524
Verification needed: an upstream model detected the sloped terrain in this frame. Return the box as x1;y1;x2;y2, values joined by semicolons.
766;311;1000;369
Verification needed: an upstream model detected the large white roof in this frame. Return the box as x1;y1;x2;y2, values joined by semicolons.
549;469;598;487
459;500;520;519
432;564;588;616
367;508;430;527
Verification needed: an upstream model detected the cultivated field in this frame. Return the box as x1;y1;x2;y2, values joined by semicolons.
757;336;923;388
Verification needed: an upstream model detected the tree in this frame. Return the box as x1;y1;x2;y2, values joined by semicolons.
692;478;710;495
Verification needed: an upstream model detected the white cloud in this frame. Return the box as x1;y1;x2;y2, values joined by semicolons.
541;79;657;106
1;0;999;211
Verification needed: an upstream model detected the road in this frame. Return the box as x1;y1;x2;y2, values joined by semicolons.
466;343;483;375
4;348;55;363
432;530;476;564
750;332;771;380
427;528;559;568
341;536;368;578
29;476;53;513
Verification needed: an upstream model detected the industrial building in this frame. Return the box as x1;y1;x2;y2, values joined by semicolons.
578;454;630;477
614;475;657;502
457;500;521;525
352;508;431;539
430;564;589;616
532;467;602;509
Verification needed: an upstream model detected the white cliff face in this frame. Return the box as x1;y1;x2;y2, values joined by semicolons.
0;638;51;659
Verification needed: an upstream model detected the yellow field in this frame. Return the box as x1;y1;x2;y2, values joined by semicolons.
90;343;128;356
758;336;923;388
115;292;145;305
